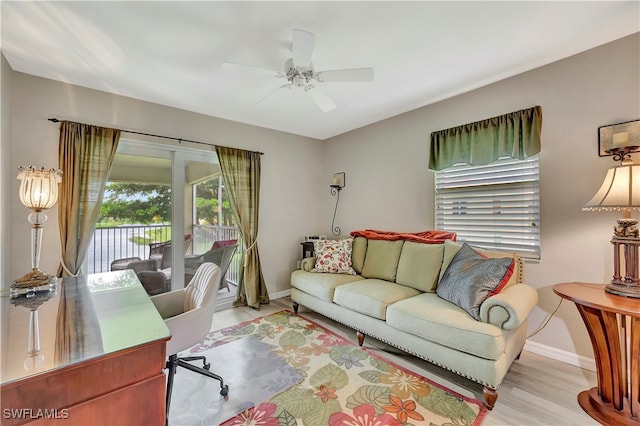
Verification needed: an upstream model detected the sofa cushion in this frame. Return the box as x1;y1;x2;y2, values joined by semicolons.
361;240;404;281
437;243;514;320
395;242;444;292
439;240;463;282
351;237;368;274
311;238;356;275
333;279;420;320
291;270;363;302
387;292;505;360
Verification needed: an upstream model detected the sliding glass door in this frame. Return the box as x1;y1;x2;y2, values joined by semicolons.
90;139;234;293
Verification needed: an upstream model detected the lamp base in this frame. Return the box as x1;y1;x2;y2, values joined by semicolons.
11;269;57;295
605;281;640;298
609;213;640;298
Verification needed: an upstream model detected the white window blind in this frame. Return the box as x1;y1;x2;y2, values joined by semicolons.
435;156;540;260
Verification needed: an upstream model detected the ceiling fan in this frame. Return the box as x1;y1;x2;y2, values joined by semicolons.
222;29;374;112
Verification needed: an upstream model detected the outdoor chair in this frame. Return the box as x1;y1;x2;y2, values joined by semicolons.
184;240;238;291
110;256;142;271
149;234;193;269
111;257;158;274
137;270;169;295
126;259;158;274
110;257;167;295
158;245;173;270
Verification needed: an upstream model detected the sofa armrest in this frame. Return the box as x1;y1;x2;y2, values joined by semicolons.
480;284;538;331
300;257;317;271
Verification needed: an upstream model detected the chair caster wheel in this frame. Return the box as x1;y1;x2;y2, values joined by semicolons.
220;385;229;396
203;363;210;370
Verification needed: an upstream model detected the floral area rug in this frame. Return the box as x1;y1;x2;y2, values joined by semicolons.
190;310;486;426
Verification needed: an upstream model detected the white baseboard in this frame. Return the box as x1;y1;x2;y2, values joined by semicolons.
270;289;292;300
217;289;291;311
217;298;235;311
524;340;596;372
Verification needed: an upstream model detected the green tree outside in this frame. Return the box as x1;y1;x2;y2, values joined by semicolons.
100;183;171;224
194;177;235;226
98;178;234;246
99;183;171;244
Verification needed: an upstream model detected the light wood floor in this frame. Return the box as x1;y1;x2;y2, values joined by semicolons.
213;297;598;426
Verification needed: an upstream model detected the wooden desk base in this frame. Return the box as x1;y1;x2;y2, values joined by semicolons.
1;340;167;425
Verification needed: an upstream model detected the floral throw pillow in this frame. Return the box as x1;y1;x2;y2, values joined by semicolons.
311;238;357;275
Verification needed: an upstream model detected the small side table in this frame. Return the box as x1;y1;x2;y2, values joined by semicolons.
301;241;315;259
553;282;639;425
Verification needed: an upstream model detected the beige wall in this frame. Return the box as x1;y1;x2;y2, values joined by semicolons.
4;67;326;296
323;33;640;363
4;33;639;364
1;55;12;287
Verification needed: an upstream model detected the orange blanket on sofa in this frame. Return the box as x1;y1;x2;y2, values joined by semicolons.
349;229;457;244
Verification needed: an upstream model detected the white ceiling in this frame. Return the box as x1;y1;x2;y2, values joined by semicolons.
2;1;638;140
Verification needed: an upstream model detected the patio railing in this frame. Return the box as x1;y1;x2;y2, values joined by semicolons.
87;224;242;284
192;224;243;285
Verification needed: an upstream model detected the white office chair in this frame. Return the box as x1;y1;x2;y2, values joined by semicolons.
150;262;228;423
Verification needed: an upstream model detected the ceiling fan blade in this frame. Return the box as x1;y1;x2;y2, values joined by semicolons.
306;85;336;112
292;29;315;68
222;62;284;78
315;68;374;82
257;84;291;105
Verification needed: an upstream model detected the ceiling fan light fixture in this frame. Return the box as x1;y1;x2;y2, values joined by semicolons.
293;74;307;88
222;29;373;112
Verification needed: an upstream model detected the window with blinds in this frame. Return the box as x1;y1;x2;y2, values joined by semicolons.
434;155;540;260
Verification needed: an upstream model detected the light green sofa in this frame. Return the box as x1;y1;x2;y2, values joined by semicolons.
290;237;538;409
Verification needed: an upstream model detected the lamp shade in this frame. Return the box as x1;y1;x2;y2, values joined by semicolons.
16;166;63;210
583;164;640;211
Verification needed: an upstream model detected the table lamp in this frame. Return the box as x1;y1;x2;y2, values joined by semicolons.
12;166;63;293
583;159;640;298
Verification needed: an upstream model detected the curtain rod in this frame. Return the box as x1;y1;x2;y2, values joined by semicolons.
47;118;264;155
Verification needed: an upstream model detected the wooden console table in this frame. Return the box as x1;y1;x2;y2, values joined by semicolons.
1;270;170;425
553;282;639;425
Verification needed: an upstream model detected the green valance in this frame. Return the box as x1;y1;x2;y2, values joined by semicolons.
428;105;542;171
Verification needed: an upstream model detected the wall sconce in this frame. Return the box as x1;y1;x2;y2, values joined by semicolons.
330;172;345;236
12;166;63;294
583;159;640;298
598;119;640;161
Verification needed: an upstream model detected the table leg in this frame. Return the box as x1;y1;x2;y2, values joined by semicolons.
575;304;639;425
